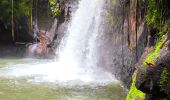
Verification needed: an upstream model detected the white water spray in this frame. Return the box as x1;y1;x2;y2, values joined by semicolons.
0;0;117;85
57;0;104;69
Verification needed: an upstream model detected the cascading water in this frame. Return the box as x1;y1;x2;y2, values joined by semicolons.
0;0;117;85
57;0;103;68
0;0;128;99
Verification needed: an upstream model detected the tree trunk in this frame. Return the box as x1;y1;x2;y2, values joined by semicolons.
12;0;14;42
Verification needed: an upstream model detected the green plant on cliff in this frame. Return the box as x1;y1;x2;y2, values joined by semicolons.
146;0;170;36
146;0;159;29
49;0;61;17
126;70;145;100
159;67;169;87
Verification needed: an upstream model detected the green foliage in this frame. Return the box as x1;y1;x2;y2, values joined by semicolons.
49;0;61;17
158;32;163;37
0;0;32;21
126;70;145;100
159;68;169;87
146;0;160;28
17;0;32;17
0;0;11;20
143;35;167;66
146;0;170;36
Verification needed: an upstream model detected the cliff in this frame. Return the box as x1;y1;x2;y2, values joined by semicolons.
121;0;170;99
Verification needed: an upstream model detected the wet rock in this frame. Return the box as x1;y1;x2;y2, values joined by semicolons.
0;45;26;57
138;64;170;99
26;30;55;58
0;15;33;44
135;48;170;99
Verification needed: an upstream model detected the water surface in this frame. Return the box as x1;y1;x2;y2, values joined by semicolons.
0;58;127;100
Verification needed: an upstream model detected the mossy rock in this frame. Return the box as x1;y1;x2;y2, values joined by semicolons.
144;34;167;66
126;70;145;100
127;34;168;100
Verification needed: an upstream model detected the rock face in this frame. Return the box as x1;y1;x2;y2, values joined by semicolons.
135;35;170;99
0;45;26;57
27;30;55;57
0;15;33;44
26;0;79;57
115;0;170;99
108;0;148;87
49;0;79;49
0;14;33;57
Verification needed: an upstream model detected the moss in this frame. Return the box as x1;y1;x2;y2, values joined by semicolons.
49;0;61;17
126;70;145;100
159;67;169;87
143;34;167;66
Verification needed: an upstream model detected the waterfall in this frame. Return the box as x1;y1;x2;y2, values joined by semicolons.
57;0;104;69
0;0;117;85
